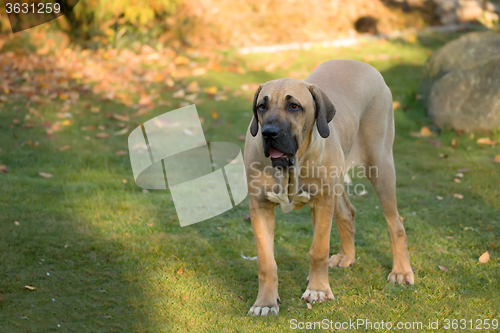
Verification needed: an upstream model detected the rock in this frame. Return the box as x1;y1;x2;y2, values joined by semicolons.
420;32;500;132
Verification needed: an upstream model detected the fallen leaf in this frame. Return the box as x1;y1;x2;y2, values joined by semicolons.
455;173;464;178
173;89;185;99
454;178;461;183
14;221;20;225
493;155;500;163
436;196;443;200
177;268;184;274
453;193;464;199
478;252;489;264
61;120;72;126
115;150;127;156
392;101;401;110
58;145;70;151
0;165;7;174
174;55;189;65
114;127;129;136
211;109;218;119
491;243;497;250
122;179;127;184
238;135;245;142
165;78;175;88
24;285;36;291
95;133;109;139
420;126;432;137
38;172;53;178
90;106;100;113
186;81;200;93
458;168;470;173
306;303;312;310
203;86;218;95
476;137;496;145
438;266;448;272
451;138;457;147
111;113;130;122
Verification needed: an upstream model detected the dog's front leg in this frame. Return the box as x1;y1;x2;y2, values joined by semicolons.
302;197;335;303
248;197;279;316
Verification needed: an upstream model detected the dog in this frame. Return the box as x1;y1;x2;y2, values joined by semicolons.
243;59;414;316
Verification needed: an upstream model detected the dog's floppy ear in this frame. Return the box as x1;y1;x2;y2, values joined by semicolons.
250;85;263;137
308;84;336;138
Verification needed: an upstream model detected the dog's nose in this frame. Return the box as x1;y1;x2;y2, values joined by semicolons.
262;126;280;140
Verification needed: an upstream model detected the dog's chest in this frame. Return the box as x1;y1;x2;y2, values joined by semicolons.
265;166;313;213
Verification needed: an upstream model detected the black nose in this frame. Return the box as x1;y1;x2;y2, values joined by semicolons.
262;125;280;140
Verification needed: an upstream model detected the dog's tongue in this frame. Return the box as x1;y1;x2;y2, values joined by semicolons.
269;148;285;158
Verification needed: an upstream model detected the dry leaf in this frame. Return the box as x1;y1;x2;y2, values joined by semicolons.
61;120;72;126
493;155;500;163
38;172;53;178
165;78;175;88
203;86;218;95
420;126;432;137
454;178;461;183
58;145;70;151
0;165;7;174
491;243;497;250
476;137;496;145
24;285;36;291
173;89;185;99
186;81;200;93
478;252;490;264
436;196;443;200
90;106;100;113
306;303;312;310
453;193;464;199
238;135;245;142
111;113;130;122
438;266;448;272
451;138;457;147
174;55;189;65
95;133;109;139
114;127;129;136
211;109;218;119
115;150;127;156
177;268;184;274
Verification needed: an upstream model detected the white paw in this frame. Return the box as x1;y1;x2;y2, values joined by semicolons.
329;253;355;268
248;305;279;316
301;288;334;304
388;270;414;285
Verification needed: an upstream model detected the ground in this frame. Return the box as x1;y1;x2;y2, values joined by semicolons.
0;31;499;332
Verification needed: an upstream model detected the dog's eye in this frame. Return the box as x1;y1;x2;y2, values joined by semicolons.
258;104;266;111
289;103;300;111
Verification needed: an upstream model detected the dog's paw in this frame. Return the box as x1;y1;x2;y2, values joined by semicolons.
328;253;355;268
248;305;279;316
388;269;414;285
300;288;334;304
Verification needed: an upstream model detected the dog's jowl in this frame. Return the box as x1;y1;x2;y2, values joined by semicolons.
244;59;413;316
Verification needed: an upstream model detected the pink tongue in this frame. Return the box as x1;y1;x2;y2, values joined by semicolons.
269;148;284;158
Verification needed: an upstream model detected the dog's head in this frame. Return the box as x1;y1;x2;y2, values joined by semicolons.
250;78;336;168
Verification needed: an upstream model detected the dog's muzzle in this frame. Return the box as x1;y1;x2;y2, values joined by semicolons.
262;125;296;168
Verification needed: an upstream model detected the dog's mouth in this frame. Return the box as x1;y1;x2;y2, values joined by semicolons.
269;148;295;168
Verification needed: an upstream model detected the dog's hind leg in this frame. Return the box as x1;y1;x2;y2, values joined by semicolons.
367;155;414;285
329;189;356;268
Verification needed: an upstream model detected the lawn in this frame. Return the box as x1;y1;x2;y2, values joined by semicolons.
1;30;499;332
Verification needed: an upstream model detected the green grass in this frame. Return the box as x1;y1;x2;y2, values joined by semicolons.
1;32;499;332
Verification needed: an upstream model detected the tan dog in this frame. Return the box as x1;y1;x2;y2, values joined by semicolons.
244;59;414;316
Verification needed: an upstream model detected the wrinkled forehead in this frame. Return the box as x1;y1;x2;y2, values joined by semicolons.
258;79;313;106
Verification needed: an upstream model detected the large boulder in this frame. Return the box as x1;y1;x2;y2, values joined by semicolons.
420;31;500;132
